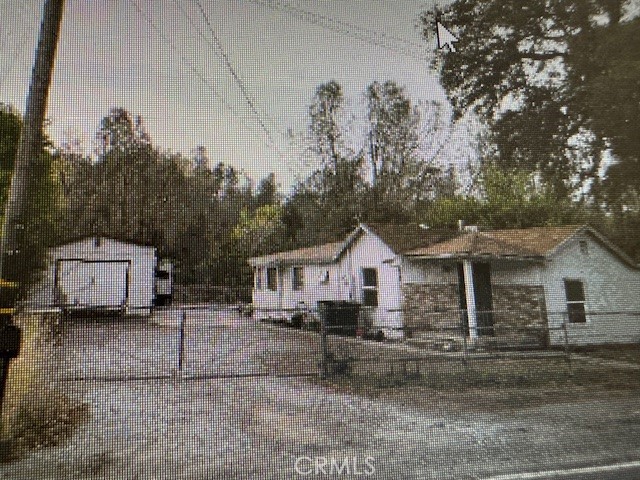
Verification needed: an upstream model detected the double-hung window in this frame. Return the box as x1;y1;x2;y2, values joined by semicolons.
564;279;586;323
362;268;378;307
254;267;263;290
267;267;278;292
292;266;304;291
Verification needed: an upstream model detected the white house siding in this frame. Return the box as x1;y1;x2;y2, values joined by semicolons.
251;229;404;337
252;263;343;320
347;230;403;338
542;234;640;345
29;238;157;315
490;259;544;286
401;260;458;285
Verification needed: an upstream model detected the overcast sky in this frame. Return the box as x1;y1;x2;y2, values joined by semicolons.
0;0;476;190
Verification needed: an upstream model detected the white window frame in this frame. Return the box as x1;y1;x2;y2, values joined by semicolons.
564;278;587;324
292;266;304;291
254;267;263;290
361;267;378;307
267;267;278;292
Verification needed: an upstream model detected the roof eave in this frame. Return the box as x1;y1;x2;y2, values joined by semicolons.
406;253;545;262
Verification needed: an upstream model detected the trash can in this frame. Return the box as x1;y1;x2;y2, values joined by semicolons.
317;300;360;336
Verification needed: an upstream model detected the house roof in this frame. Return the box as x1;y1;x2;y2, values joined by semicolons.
248;223;458;266
364;223;460;254
248;241;345;266
248;223;638;268
406;225;584;259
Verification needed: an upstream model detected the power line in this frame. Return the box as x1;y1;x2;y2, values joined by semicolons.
244;0;431;64
191;0;279;148
129;0;286;160
128;0;280;151
175;1;280;141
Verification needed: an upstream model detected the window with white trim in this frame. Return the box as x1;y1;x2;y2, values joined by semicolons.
292;266;304;291
579;240;589;255
362;268;378;307
267;267;278;291
254;267;262;290
564;279;586;323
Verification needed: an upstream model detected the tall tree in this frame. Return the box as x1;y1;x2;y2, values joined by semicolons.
367;81;420;185
309;81;346;173
420;0;636;199
365;81;444;214
569;16;640;208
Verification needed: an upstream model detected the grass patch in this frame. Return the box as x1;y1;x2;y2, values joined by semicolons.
312;356;640;412
0;312;90;463
573;344;640;365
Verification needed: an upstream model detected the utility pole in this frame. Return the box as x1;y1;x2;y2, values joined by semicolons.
0;0;65;420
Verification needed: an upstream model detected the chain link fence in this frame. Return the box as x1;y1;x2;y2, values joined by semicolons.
17;301;640;382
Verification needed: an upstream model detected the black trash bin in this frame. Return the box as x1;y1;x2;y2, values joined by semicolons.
317;300;360;336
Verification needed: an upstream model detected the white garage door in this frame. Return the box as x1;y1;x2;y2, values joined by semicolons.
57;260;129;308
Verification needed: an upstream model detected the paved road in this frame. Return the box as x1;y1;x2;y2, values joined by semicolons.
2;307;639;479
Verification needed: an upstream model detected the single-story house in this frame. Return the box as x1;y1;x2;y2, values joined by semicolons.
28;237;158;315
248;223;640;346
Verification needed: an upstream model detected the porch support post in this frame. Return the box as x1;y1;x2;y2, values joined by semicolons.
462;259;478;340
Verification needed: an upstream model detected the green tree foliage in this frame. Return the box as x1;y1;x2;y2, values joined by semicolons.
423;166;586;229
291;80;454;242
421;0;637;199
58;107;277;286
0;103;63;286
569;16;640;208
231;204;287;256
0;104;23;209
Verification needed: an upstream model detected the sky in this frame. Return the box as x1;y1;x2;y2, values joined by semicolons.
0;0;477;190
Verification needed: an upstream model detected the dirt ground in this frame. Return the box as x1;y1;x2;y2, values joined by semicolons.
572;344;640;365
1;308;639;480
259;321;640;412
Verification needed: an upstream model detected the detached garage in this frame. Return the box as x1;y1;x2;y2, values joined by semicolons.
30;237;157;315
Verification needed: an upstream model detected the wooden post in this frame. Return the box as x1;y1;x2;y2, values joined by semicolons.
0;1;64;425
0;0;65;281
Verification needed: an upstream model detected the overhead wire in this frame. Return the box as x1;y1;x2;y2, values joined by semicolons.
128;0;279;151
243;0;432;64
130;0;287;161
187;0;282;150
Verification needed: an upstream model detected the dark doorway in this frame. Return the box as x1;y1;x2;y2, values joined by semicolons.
472;262;494;336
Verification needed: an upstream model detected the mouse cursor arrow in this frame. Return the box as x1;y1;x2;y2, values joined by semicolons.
436;21;459;52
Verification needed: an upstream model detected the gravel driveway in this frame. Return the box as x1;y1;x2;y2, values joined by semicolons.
2;307;639;479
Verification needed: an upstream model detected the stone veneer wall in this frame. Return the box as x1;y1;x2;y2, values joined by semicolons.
401;283;549;346
401;283;461;332
491;285;548;346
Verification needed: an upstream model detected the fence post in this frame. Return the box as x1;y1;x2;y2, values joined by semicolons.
461;310;469;368
320;306;329;379
562;314;573;376
178;308;186;373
